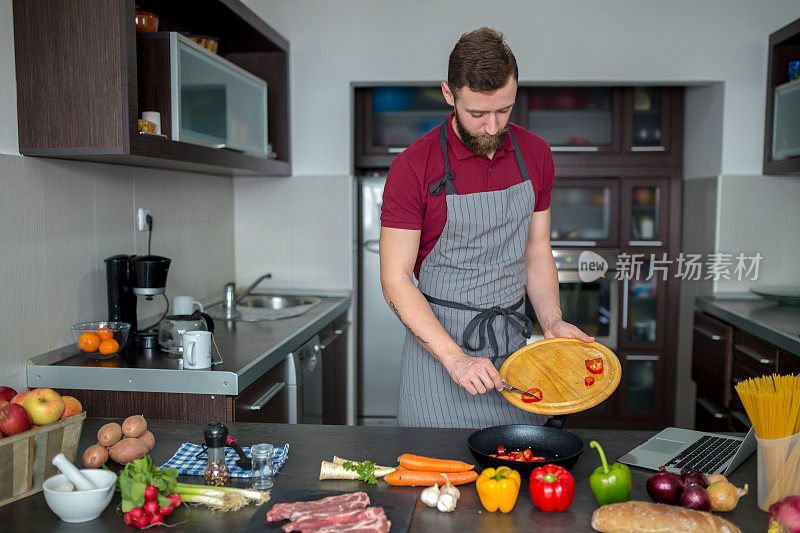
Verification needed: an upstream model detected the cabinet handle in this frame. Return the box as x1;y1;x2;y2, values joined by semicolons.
551;240;598;247
622;277;629;330
387;147;406;153
551;146;600;152
735;345;775;365
693;325;722;341
247;382;286;410
630;146;666;152
628;240;664;247
315;322;352;351
697;397;727;419
625;354;660;361
731;411;752;428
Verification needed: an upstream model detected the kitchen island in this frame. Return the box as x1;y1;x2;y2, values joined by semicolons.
0;418;767;532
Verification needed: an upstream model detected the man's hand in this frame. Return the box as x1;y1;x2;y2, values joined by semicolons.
542;320;595;343
444;355;505;395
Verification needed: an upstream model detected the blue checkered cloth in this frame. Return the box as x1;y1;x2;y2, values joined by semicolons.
160;442;289;479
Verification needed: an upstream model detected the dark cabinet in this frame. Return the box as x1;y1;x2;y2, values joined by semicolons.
691;311;734;408
779;349;800;376
548;178;620;248
320;316;351;425
621;178;671;250
232;358;289;423
616;351;666;422
13;0;290;176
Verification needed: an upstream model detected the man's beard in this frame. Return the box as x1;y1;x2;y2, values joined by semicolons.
454;109;508;156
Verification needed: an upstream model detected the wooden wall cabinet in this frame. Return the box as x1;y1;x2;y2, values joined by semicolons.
13;0;290;176
763;16;800;175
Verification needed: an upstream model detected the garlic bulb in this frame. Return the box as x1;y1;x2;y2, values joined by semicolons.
440;474;461;501
437;492;457;512
420;483;440;507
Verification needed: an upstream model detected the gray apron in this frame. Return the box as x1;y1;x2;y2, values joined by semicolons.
397;121;549;428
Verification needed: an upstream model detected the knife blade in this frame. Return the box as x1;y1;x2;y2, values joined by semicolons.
502;381;542;400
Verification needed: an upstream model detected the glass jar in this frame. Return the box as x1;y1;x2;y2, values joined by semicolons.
250;443;274;490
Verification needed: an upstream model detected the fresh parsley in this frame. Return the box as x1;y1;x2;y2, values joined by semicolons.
341;460;378;485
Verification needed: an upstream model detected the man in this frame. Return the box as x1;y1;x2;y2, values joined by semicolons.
379;27;594;429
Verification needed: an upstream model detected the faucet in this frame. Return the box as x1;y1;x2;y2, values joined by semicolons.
221;272;273;319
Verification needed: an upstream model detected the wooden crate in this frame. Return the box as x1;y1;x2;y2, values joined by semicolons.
0;411;86;507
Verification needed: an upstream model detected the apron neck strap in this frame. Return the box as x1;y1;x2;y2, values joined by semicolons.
508;128;530;182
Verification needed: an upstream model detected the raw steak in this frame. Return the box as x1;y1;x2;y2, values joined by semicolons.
282;506;387;532
266;492;370;522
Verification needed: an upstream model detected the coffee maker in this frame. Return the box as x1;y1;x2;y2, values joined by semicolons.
105;255;171;343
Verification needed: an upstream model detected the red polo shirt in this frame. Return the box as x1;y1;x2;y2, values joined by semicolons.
381;113;554;277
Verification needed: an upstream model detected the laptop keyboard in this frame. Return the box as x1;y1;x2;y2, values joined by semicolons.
665;435;741;474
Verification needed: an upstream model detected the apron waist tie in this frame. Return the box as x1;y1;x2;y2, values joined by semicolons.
422;294;534;360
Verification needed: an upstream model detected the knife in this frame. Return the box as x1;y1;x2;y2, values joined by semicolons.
502;381;542;400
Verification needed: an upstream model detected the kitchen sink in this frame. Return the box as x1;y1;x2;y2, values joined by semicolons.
238;295;319;310
208;293;321;321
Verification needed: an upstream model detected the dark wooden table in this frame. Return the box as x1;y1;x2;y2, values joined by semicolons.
0;418;767;532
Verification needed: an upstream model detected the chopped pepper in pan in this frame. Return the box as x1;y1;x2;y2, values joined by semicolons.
476;466;521;513
588;440;632;506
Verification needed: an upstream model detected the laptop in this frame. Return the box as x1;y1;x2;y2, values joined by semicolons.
618;425;756;475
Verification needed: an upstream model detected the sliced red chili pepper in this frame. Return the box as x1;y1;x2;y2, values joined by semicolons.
585;376;595;387
489;453;498;458
522;448;533;460
531;456;546;461
497;445;505;455
585;357;604;374
521;388;543;403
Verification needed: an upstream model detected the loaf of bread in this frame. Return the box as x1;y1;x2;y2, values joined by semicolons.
591;501;742;533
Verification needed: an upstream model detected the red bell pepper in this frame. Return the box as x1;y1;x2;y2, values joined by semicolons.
529;464;575;512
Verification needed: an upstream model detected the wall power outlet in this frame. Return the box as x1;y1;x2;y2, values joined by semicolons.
137;208;152;231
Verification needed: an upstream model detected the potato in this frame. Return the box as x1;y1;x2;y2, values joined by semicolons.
97;422;123;447
109;437;148;464
138;430;155;451
122;415;147;438
82;443;109;468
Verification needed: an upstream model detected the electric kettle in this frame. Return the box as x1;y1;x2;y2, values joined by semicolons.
158;296;214;355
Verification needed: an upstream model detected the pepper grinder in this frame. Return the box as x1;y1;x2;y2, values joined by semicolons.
204;422;230;487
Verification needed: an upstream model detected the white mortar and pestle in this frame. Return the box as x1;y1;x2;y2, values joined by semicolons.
42;453;117;523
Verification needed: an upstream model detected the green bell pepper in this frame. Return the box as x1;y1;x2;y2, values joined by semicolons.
588;440;632;506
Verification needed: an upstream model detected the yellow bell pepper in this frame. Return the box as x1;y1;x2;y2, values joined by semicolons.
476;466;521;513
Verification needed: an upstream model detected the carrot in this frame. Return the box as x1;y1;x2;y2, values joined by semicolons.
384;469;478;486
397;454;474;473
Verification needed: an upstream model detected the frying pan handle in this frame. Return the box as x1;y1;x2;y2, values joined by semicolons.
544;415;566;430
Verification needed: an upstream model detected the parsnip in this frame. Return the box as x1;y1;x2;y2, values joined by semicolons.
319;459;396;480
332;456;395;472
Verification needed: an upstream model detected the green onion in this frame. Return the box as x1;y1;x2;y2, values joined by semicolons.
175;482;270;509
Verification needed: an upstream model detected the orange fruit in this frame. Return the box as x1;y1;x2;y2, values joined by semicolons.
79;332;101;352
98;339;119;355
96;327;114;341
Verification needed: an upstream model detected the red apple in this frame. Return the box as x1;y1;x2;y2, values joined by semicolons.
0;403;33;436
0;386;16;403
60;396;82;419
22;388;65;425
10;391;30;405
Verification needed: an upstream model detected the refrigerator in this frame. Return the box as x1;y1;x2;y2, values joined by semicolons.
358;176;408;426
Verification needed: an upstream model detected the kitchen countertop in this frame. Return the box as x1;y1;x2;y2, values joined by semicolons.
26;291;351;396
696;295;800;357
0;418;766;532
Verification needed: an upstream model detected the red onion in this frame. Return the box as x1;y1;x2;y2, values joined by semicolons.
680;469;708;489
646;466;683;504
680;485;711;511
768;495;800;533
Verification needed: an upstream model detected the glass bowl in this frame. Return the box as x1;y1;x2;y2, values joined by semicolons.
71;321;130;359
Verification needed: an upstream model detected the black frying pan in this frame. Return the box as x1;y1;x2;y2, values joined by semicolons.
467;417;584;474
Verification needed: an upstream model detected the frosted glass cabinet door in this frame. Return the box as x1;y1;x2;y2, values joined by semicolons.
171;33;267;156
773;79;800;160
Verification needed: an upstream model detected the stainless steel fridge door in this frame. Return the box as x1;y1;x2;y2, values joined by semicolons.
360;177;407;420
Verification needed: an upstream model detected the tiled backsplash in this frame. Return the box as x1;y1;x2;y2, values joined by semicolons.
0;154;234;391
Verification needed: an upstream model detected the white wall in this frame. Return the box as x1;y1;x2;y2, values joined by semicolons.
243;0;800;177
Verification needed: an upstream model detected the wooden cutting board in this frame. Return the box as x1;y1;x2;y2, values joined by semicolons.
499;338;621;415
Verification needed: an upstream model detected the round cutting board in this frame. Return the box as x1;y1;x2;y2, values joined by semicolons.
499;338;621;415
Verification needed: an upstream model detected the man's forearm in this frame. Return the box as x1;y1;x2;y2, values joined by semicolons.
526;244;562;332
381;276;465;366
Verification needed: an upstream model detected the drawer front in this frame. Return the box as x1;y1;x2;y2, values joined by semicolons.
233;358;289;423
695;396;730;432
778;349;800;376
691;312;733;407
729;409;752;432
733;330;778;377
730;361;761;412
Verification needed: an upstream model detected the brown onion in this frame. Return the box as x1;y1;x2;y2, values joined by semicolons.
707;481;748;512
